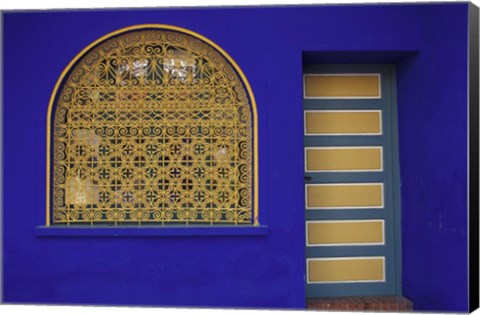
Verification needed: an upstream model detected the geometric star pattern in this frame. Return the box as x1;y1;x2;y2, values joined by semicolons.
53;29;252;225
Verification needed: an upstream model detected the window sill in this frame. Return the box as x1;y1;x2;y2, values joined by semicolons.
35;225;269;237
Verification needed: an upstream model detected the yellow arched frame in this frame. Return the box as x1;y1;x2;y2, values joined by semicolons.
46;24;259;226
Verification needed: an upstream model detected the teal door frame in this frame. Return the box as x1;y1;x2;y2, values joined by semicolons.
303;64;402;297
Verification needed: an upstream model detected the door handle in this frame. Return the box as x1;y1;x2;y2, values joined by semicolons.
304;176;312;181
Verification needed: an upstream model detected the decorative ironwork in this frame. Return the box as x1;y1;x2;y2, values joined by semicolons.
53;29;253;225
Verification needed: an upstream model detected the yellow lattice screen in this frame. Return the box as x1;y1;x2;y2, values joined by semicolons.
52;28;253;225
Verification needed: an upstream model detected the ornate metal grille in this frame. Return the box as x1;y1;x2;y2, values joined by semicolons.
53;29;253;225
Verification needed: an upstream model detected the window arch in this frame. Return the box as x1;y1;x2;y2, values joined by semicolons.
47;25;258;226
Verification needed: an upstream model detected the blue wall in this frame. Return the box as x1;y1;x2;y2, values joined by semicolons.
2;3;470;311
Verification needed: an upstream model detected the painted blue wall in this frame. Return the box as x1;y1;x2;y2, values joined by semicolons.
2;3;470;311
395;5;469;311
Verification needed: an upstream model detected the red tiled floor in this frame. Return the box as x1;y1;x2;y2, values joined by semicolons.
307;296;413;311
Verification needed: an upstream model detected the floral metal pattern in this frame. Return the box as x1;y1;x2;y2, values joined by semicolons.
53;29;253;225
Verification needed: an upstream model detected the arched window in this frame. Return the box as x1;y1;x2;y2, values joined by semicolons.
48;25;257;226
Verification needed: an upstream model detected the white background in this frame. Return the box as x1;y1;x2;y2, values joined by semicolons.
0;1;479;315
